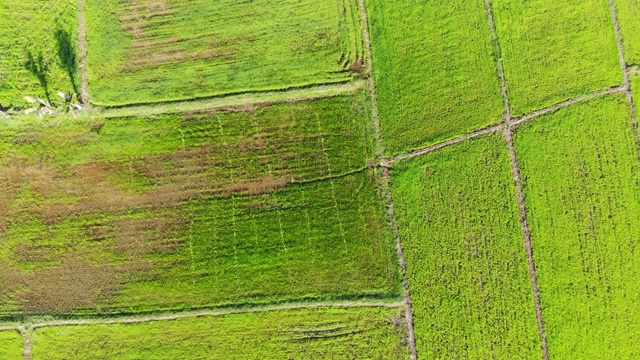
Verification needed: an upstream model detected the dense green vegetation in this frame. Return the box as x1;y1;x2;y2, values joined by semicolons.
513;95;640;359
86;0;363;106
391;134;541;358
0;95;398;315
31;307;408;359
366;0;503;155
0;330;22;359
0;0;78;108
492;0;621;116
616;0;640;65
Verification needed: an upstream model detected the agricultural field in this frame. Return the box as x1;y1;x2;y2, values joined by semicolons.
0;330;22;360
390;134;541;358
0;0;79;108
0;94;399;315
30;307;409;359
615;0;640;65
85;0;363;106
492;0;621;116
365;0;503;156
513;95;640;359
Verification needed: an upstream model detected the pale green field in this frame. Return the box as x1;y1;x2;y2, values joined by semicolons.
0;330;22;360
514;94;640;359
391;134;541;358
616;0;640;65
492;0;621;116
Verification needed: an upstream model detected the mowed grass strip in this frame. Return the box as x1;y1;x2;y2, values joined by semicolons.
0;330;22;360
492;0;621;116
0;95;398;315
366;0;503;156
0;0;78;108
86;0;363;106
30;307;409;359
513;94;640;359
616;0;640;65
391;134;541;358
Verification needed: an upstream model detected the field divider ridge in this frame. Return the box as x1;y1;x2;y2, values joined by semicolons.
0;300;404;331
609;0;638;129
18;327;32;360
483;0;549;359
77;0;90;105
356;0;418;358
99;80;367;118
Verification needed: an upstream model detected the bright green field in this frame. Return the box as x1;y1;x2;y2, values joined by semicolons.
0;330;22;360
86;0;363;106
391;134;541;358
492;0;621;116
0;94;398;315
616;0;640;65
513;95;640;359
31;307;409;359
0;0;78;108
366;0;503;156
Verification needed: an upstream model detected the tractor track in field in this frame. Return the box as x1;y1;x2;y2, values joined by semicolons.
77;0;90;106
0;300;403;331
609;0;638;130
356;0;417;358
484;0;549;358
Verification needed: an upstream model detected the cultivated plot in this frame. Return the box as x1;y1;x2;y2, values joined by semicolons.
85;0;363;106
0;330;22;360
366;0;503;156
0;95;398;315
615;0;640;65
0;0;79;108
30;307;409;359
513;94;640;359
492;0;621;116
391;134;541;358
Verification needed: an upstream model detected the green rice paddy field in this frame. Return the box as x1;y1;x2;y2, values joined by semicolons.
30;307;409;359
3;0;640;358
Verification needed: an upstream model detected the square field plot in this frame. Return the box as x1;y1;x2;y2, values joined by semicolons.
366;0;503;156
86;0;363;106
30;307;409;359
493;0;621;116
391;134;541;358
0;330;22;360
513;94;640;359
0;94;398;315
0;1;79;108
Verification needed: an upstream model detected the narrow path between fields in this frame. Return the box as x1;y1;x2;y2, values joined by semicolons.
609;0;638;130
484;1;549;359
356;0;418;358
77;0;90;105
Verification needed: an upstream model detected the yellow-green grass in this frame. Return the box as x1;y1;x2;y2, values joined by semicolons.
0;330;22;360
492;0;621;116
0;0;78;108
86;0;363;107
0;94;399;316
31;307;409;359
513;94;640;359
366;0;503;156
391;134;541;358
616;0;640;65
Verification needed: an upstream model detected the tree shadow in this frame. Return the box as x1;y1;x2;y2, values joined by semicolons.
54;28;78;95
24;51;51;102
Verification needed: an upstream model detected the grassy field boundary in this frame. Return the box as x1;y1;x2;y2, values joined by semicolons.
610;0;638;129
0;300;403;332
18;327;31;360
357;0;417;358
484;0;549;357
